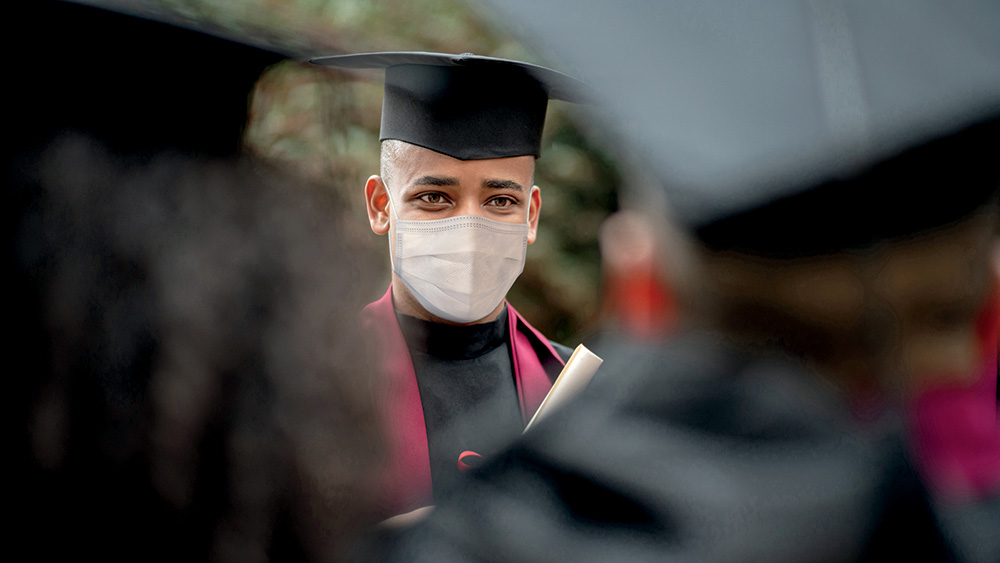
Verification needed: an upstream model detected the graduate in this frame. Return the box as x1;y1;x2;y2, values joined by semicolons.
310;52;587;518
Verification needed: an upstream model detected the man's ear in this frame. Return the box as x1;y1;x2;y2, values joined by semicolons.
365;175;391;235
527;185;542;244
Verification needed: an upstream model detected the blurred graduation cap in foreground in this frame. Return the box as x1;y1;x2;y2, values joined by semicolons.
310;51;590;160
7;0;289;160
478;0;1000;255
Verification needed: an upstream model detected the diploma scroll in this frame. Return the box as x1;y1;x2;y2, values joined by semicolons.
524;344;603;432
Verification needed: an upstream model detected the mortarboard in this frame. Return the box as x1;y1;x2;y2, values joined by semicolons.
8;0;288;159
309;51;589;160
478;0;1000;255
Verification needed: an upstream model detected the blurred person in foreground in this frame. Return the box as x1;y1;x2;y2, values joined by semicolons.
309;53;588;519
361;0;1000;560
8;134;384;562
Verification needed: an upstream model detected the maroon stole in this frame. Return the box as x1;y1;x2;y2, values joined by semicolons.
359;286;565;517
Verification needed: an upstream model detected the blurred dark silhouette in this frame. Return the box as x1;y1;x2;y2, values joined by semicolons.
6;3;386;561
8;134;384;562
6;0;286;162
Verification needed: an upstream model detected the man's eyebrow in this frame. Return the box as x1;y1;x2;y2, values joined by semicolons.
414;175;459;187
483;179;523;191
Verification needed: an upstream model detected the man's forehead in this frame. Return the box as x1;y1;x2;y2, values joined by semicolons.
389;142;536;181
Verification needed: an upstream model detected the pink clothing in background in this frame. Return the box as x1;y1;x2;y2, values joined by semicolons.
908;282;1000;503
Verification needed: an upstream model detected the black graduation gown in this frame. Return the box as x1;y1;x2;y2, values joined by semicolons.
397;309;573;501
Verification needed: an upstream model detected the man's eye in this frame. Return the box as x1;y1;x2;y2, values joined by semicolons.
418;193;447;204
488;196;516;208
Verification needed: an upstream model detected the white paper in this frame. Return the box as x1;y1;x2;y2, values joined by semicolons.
524;343;603;432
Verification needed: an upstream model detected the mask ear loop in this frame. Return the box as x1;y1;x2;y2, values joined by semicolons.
383;180;401;221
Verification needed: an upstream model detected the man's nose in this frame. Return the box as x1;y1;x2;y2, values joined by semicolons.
455;198;483;217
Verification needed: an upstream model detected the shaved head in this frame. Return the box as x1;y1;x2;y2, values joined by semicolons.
379;139;409;192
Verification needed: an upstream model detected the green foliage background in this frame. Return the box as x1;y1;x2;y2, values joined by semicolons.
155;0;622;344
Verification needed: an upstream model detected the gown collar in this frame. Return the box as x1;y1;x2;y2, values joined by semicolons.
396;307;509;360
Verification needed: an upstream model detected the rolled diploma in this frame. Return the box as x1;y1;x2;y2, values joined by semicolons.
524;344;603;432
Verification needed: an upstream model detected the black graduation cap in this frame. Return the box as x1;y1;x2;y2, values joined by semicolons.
309;51;589;160
7;0;287;160
479;0;1000;255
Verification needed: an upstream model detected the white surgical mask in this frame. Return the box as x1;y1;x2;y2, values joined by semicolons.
386;184;529;323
